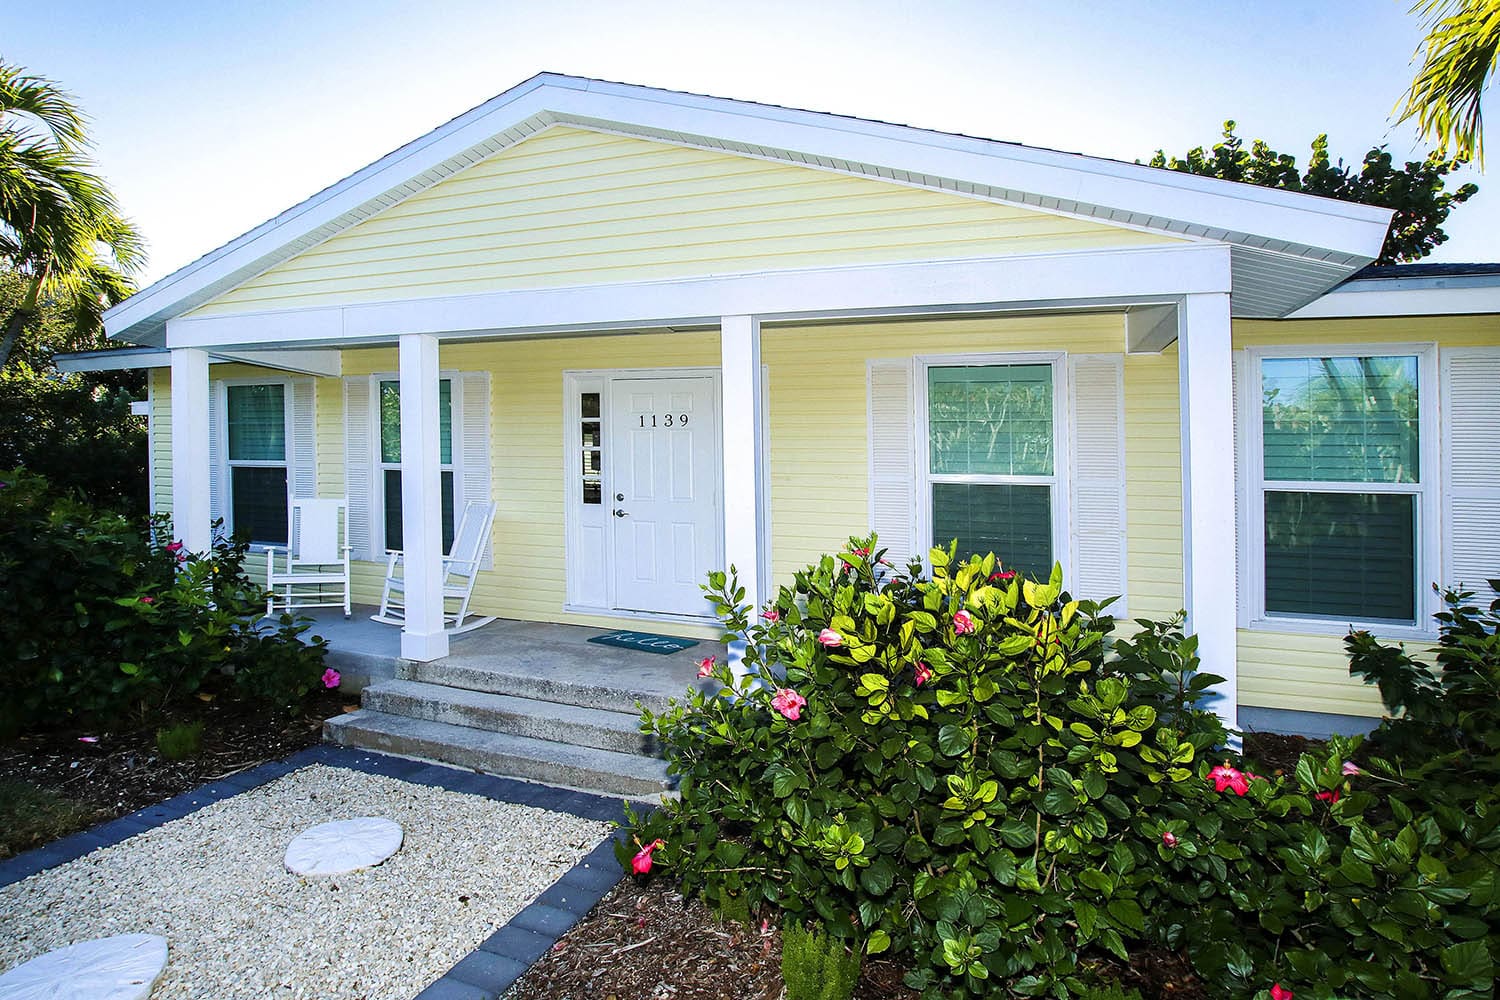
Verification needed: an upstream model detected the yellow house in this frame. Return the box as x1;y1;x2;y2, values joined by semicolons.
65;75;1500;756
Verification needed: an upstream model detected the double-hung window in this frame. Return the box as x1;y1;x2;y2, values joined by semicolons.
923;360;1063;578
225;383;290;545
378;379;456;553
1248;348;1435;629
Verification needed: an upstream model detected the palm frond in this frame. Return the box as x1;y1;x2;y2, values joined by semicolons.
1397;0;1500;166
0;60;88;152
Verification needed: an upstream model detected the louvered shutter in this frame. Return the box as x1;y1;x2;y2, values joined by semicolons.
1068;354;1128;611
459;371;494;569
344;376;375;561
1443;347;1500;602
289;379;317;499
867;359;917;569
207;382;227;541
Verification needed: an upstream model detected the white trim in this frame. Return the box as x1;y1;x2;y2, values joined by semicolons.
397;333;449;661
106;74;1388;345
163;244;1235;351
214;375;299;550
170;348;211;551
1237;341;1442;640
1290;280;1500;319
913;352;1072;580
561;365;726;624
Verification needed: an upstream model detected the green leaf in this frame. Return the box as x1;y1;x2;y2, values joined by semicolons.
860;857;896;896
1106;898;1145;933
1441;941;1494;985
937;724;972;756
866;929;891;955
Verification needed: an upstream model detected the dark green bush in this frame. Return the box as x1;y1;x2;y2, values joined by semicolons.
0;468;329;726
155;720;204;761
622;536;1499;999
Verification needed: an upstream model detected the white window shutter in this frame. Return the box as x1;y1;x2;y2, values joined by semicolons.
867;358;917;569
1068;354;1128;612
1443;348;1500;603
344;376;375;561
459;371;493;569
207;382;227;540
289;378;317;499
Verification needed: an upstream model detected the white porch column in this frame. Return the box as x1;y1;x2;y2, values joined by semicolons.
169;347;212;553
1178;292;1238;731
720;315;766;679
398;333;449;662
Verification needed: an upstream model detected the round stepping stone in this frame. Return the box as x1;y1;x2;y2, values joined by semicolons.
0;933;168;1000
284;817;403;876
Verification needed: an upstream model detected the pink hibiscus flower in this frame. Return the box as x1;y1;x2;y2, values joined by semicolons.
1342;761;1362;776
321;668;341;690
953;610;976;635
632;839;665;874
1207;763;1250;796
1161;830;1179;848
760;608;781;623
913;662;932;687
771;688;807;721
1271;985;1294;1000
696;656;716;678
816;628;843;648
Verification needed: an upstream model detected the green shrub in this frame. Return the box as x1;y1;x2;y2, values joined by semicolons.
622;536;1500;999
155;721;204;761
0;468;329;725
782;919;861;1000
1073;983;1142;1000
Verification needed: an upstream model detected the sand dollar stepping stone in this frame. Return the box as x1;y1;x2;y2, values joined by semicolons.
0;933;168;1000
284;817;403;876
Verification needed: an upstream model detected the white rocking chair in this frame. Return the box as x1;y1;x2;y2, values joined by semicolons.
265;498;352;618
372;500;497;634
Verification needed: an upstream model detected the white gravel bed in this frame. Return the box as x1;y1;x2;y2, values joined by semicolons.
0;765;609;999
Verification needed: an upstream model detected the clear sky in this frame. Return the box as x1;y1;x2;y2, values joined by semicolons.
5;0;1495;284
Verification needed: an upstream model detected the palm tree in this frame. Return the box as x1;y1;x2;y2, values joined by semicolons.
1397;0;1500;166
0;60;145;369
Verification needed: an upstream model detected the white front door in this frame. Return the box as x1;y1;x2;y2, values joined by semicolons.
608;376;720;616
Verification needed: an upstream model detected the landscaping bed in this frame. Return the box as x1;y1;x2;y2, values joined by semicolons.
0;687;348;859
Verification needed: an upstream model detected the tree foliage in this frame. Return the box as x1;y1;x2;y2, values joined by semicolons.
1147;123;1478;264
1398;0;1500;166
0;59;145;368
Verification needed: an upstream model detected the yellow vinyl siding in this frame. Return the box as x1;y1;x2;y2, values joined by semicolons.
149;368;172;515
1233;314;1500;718
191;125;1178;316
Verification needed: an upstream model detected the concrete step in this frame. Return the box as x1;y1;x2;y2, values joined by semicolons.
324;710;673;799
397;657;703;716
360;679;655;756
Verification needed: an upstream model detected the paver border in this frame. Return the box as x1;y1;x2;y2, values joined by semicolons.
0;743;637;1000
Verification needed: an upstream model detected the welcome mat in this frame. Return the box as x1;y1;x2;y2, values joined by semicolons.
587;630;700;655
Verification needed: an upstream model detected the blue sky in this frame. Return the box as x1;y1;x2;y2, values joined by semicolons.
5;1;1494;283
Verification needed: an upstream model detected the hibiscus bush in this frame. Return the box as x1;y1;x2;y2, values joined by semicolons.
621;536;1499;998
0;468;330;728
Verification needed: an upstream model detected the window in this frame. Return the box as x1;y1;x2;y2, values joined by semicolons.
378;379;456;552
924;361;1060;577
581;392;602;505
1249;351;1432;628
225;383;289;545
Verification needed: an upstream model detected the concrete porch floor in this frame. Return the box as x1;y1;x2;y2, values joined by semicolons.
304;605;723;703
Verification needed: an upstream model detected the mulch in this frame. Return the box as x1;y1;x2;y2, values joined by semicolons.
508;878;1210;1000
0;686;349;858
507;879;918;1000
1243;730;1321;776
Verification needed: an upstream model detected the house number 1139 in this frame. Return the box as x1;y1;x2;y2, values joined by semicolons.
639;414;690;427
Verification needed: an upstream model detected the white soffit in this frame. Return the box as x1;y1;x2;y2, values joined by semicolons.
104;74;1393;345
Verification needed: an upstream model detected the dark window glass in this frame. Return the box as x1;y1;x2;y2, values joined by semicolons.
231;467;288;545
1264;491;1416;622
384;469;456;553
932;483;1052;578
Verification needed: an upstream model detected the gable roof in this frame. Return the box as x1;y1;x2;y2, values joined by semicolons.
106;73;1395;346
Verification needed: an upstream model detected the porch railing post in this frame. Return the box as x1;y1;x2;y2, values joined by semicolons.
1178;291;1239;732
720;314;765;681
169;347;212;553
398;332;449;662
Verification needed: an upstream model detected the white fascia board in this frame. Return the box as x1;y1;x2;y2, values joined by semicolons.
54;346;340;375
1288;281;1500;319
164;244;1232;350
110;74;1384;343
